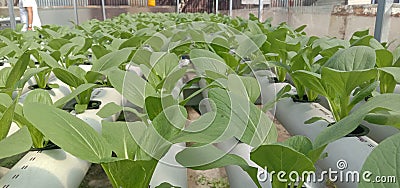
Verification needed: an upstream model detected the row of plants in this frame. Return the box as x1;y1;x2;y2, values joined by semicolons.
0;12;399;188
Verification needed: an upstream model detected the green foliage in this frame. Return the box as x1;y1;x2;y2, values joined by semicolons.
359;133;400;188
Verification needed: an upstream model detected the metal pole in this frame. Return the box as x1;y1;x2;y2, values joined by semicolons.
374;0;393;42
258;0;263;22
229;0;232;17
7;0;16;30
73;0;79;25
101;0;106;20
176;0;179;13
215;0;218;14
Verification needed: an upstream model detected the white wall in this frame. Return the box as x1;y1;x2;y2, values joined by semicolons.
348;0;372;5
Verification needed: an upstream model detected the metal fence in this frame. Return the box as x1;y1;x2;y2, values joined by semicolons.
270;0;317;7
37;0;88;7
3;0;345;9
34;0;176;7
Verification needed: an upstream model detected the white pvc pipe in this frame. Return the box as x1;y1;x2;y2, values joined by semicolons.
115;65;188;187
362;121;399;143
350;84;400;143
150;143;187;188
258;0;263;22
74;87;123;132
78;64;92;72
0;88;122;187
125;64;143;77
6;0;16;30
215;0;219;14
176;0;180;13
73;0;79;25
216;120;326;187
0;149;90;188
261;82;378;188
229;0;233;17
216;138;272;188
6;123;20;137
0;63;11;70
19;73;63;99
101;0;106;21
19;77;71;103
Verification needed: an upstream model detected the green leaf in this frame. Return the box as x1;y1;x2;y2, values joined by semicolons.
147;53;184;91
314;94;400;149
176;144;261;187
85;71;104;84
249;34;267;48
38;51;62;68
119;36;149;49
0;95;44;148
236;34;265;58
190;49;227;75
247;20;263;35
219;52;239;71
0;67;11;88
379;67;400;83
251;144;315;187
5;52;30;96
322;67;377;120
0;127;32;159
0;93;12;107
359;133;400;188
107;69;155;108
145;95;176;121
350;29;369;43
156;182;181;188
291;70;326;96
176;144;248;169
127;120;171;160
324;46;376;71
262;84;292;112
279;135;313;155
68;66;87;81
102;159;157;188
153;105;187;140
204;70;227;80
48;38;71;50
75;104;88;114
102;121;137;159
375;49;393;68
349;81;379;109
180;88;278;147
364;111;400;129
0;98;17;140
160;67;188;94
91;45;111;59
146;36;164;52
304;116;330;124
91;48;133;72
150;52;179;79
23;89;53;106
17;67;50;89
295;25;307;32
351;36;383;49
132;49;152;67
228;75;261;103
24;103;112;163
210;37;230;54
96;102;123;118
306;145;327;164
53;83;97;108
53;67;85;88
179;82;218;106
